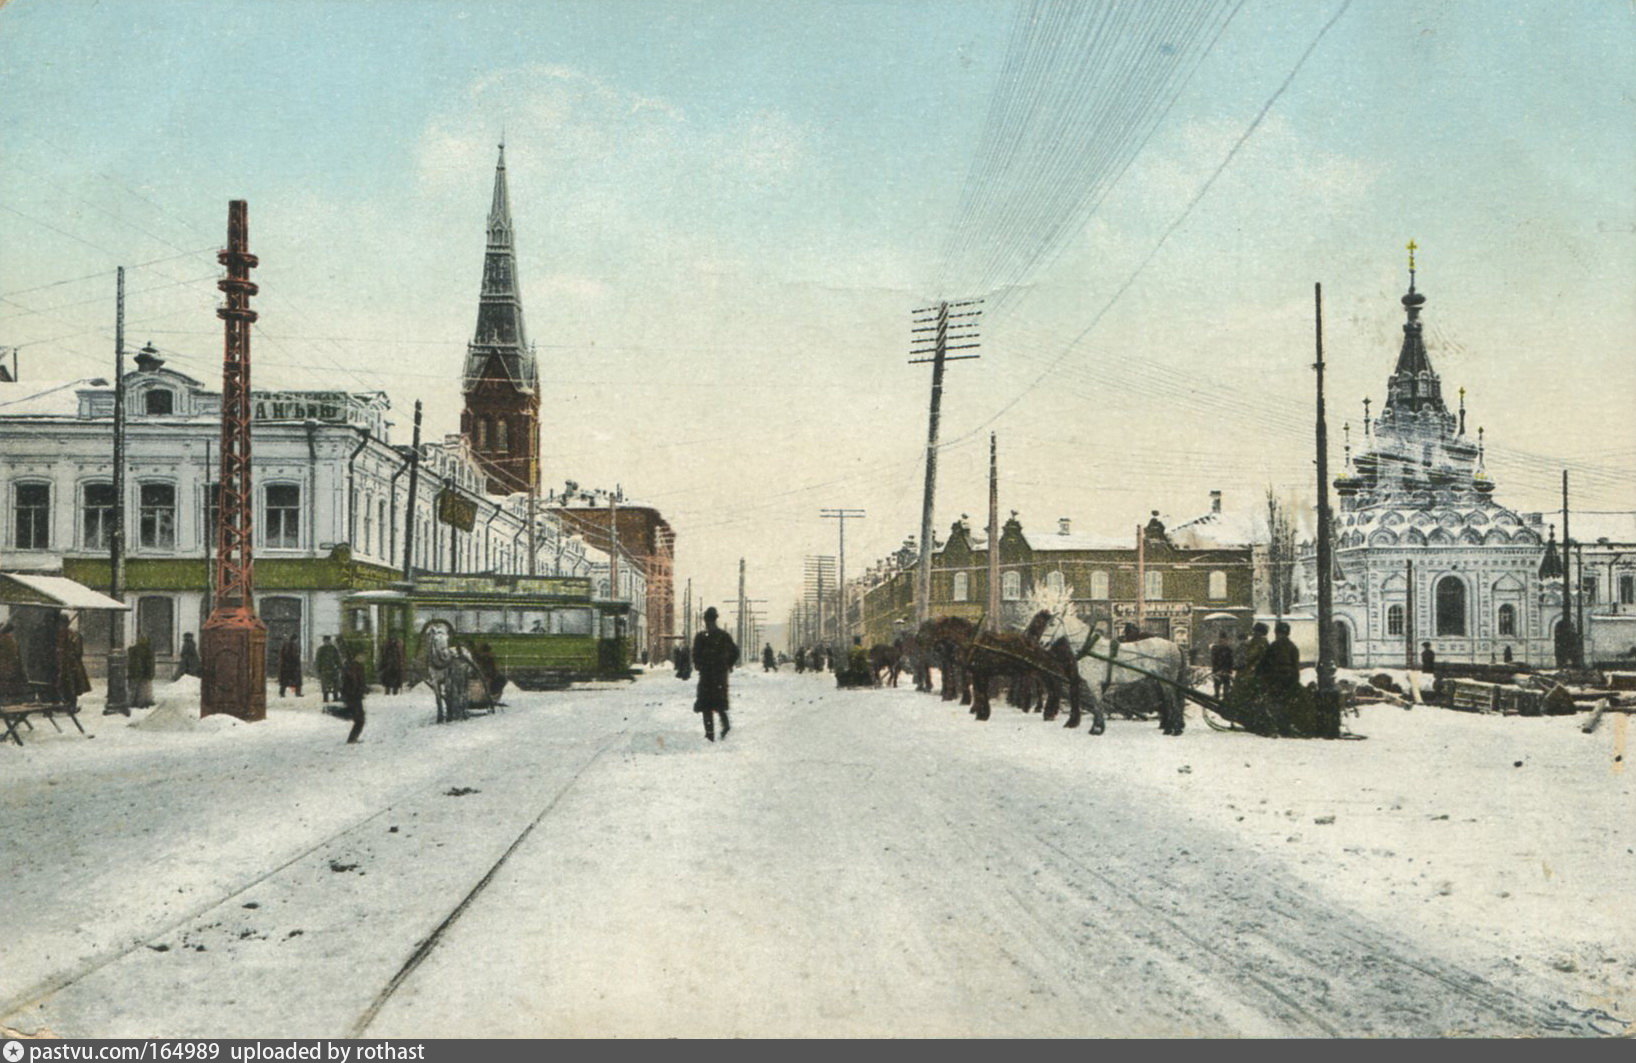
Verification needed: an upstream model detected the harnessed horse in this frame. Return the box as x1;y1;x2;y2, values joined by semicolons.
417;620;485;724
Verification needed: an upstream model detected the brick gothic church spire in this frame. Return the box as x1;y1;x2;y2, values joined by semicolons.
461;142;540;495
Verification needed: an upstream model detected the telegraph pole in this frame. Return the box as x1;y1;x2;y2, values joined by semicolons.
1313;282;1340;738
105;267;130;715
910;299;981;625
402;401;422;580
737;558;747;650
821;508;866;642
986;433;1000;633
1562;470;1581;669
200;200;267;722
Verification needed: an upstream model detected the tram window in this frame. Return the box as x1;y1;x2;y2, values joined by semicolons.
519;609;549;633
559;609;593;636
474;608;511;633
420;606;459;628
347;608;371;634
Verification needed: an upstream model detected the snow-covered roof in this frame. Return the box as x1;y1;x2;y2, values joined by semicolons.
0;573;131;610
1169;510;1260;549
1026;529;1132;552
0;378;107;417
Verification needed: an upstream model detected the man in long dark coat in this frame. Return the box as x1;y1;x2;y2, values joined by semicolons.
316;635;342;703
691;606;739;742
0;621;27;703
277;636;303;697
56;614;91;710
762;643;776;672
1210;631;1235;701
128;636;156;709
175;632;201;679
377;636;405;695
341;647;368;743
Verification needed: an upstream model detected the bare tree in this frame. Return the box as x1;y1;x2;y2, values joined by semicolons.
1265;487;1297;617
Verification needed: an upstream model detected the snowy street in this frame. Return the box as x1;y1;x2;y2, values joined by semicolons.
2;669;1629;1038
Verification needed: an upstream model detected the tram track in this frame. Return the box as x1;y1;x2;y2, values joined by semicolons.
346;734;620;1037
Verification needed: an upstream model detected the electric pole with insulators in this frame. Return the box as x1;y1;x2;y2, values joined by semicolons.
910;299;981;626
822;508;866;642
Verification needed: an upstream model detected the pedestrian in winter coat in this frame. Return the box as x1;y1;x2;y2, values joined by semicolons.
762;643;776;672
1420;642;1436;675
1209;632;1235;701
316;636;343;702
128;636;156;709
377;636;405;695
1262;622;1301;691
277;637;303;697
473;642;507;701
691;606;739;741
672;643;692;681
56;614;91;710
0;621;27;703
341;648;368;743
175;632;201;679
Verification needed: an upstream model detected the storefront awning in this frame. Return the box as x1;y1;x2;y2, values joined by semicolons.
0;573;132;610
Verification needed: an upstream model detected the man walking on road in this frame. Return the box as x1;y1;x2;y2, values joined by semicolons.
692;606;739;742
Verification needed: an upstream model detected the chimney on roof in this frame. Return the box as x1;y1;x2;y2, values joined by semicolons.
1210;490;1222;514
1058;517;1071;535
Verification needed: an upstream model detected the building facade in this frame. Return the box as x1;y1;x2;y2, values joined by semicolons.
0;358;606;675
856;502;1254;661
1295;260;1554;667
550;485;674;660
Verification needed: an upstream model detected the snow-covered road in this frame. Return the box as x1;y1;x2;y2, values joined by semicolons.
2;669;1628;1037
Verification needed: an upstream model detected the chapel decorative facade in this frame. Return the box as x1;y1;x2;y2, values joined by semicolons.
1298;250;1557;667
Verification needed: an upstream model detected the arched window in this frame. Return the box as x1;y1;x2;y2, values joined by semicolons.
1386;604;1405;636
952;571;970;602
138;482;176;549
1045;570;1065;595
143;389;174;415
1435;575;1467;636
1208;570;1227;600
14;481;51;550
1002;571;1022;601
1497;603;1517;637
264;484;301;549
496;419;509;454
1089;570;1109;598
1144;569;1164;600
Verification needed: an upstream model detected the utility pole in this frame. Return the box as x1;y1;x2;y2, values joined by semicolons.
402;402;422;580
821;508;866;642
609;492;620;599
1404;558;1415;669
1135;524;1146;631
986;433;1000;633
910;299;981;625
200;200;267;722
1313;282;1340;738
105;267;130;715
737;558;747;650
1562;470;1581;669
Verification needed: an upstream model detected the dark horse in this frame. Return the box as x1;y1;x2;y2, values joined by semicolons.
965;610;1082;725
868;642;902;687
917;616;976;703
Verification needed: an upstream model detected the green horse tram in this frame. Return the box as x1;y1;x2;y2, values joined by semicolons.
338;574;636;690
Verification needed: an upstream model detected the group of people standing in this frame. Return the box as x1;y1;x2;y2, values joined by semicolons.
1207;621;1313;735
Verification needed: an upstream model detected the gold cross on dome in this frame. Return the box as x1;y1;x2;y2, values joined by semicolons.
1407;239;1418;271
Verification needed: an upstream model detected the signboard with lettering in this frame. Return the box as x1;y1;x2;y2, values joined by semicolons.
436;489;478;532
1112;601;1192;619
414;574;593;599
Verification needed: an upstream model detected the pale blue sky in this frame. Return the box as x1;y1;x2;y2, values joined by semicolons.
2;1;1632;614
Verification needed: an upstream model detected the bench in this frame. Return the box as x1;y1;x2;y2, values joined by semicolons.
0;681;88;746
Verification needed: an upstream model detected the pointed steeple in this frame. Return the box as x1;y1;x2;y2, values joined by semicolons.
464;143;535;394
460;142;542;496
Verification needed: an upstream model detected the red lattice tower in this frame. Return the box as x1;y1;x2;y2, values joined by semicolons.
201;200;268;721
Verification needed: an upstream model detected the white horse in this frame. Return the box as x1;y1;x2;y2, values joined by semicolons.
418;620;481;724
1039;611;1191;735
